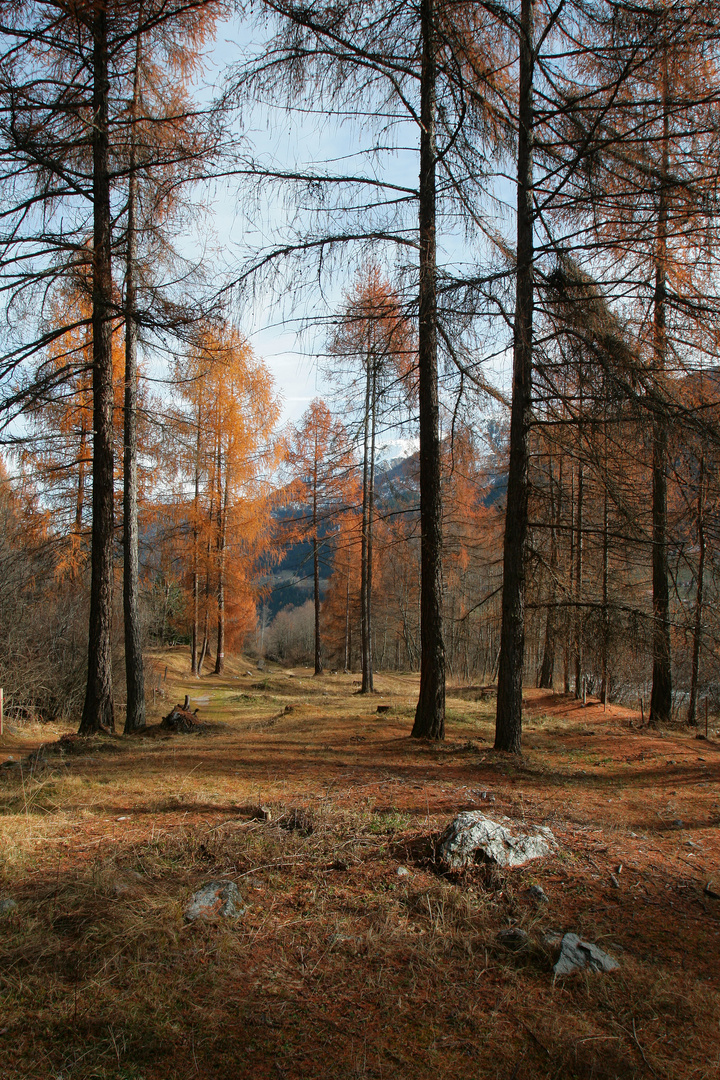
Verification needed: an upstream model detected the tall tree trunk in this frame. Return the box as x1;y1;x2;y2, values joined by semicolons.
123;22;145;734
362;357;377;692
198;464;216;676
601;481;609;705
495;0;534;753
650;60;672;725
80;6;115;735
412;0;445;739
564;463;574;693
312;441;323;675
75;416;87;536
191;420;201;676
539;455;557;688
574;458;584;698
687;455;705;726
344;559;351;673
360;347;372;691
215;455;228;675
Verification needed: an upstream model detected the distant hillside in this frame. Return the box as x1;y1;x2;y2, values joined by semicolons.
259;447;506;618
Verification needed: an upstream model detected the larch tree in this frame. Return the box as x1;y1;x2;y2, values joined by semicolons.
286;399;357;676
328;265;416;694
169;323;282;675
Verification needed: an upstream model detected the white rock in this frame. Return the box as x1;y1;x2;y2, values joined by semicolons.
553;933;619;976
0;898;18;917
438;812;557;870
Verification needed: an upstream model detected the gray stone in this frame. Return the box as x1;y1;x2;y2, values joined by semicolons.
529;884;549;902
396;866;410;877
438;812;557;870
184;881;245;922
553;933;619;976
0;898;18;917
497;927;529;950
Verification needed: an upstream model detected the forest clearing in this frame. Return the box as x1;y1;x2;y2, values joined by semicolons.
1;650;719;1080
3;3;720;1076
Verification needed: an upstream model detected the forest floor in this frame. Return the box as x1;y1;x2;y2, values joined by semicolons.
1;648;719;1080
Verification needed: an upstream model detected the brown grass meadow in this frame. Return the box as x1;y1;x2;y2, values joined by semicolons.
1;648;719;1080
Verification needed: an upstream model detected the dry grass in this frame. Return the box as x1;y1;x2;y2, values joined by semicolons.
0;650;719;1079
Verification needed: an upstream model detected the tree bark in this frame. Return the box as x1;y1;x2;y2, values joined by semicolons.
360;346;372;691
215;456;228;675
687;455;705;726
539;455;557;688
123;21;146;734
574;458;584;699
495;0;534;753
312;437;323;675
649;60;672;725
601;481;609;705
412;0;445;740
79;5;115;735
361;346;376;693
191;420;201;676
344;559;351;673
75;415;87;537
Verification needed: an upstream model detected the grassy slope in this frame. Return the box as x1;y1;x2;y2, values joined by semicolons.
0;647;719;1080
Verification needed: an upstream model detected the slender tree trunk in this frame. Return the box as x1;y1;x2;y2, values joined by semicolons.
574;459;584;699
366;360;377;690
650;62;672;725
344;559;351;673
123;22;145;734
191;421;201;676
687;455;705;726
198;473;215;676
215;460;229;676
198;607;209;676
75;416;87;536
601;482;609;705
539;455;557;688
360;348;372;691
564;463;574;694
312;442;323;675
495;0;534;753
80;7;115;735
412;0;445;740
